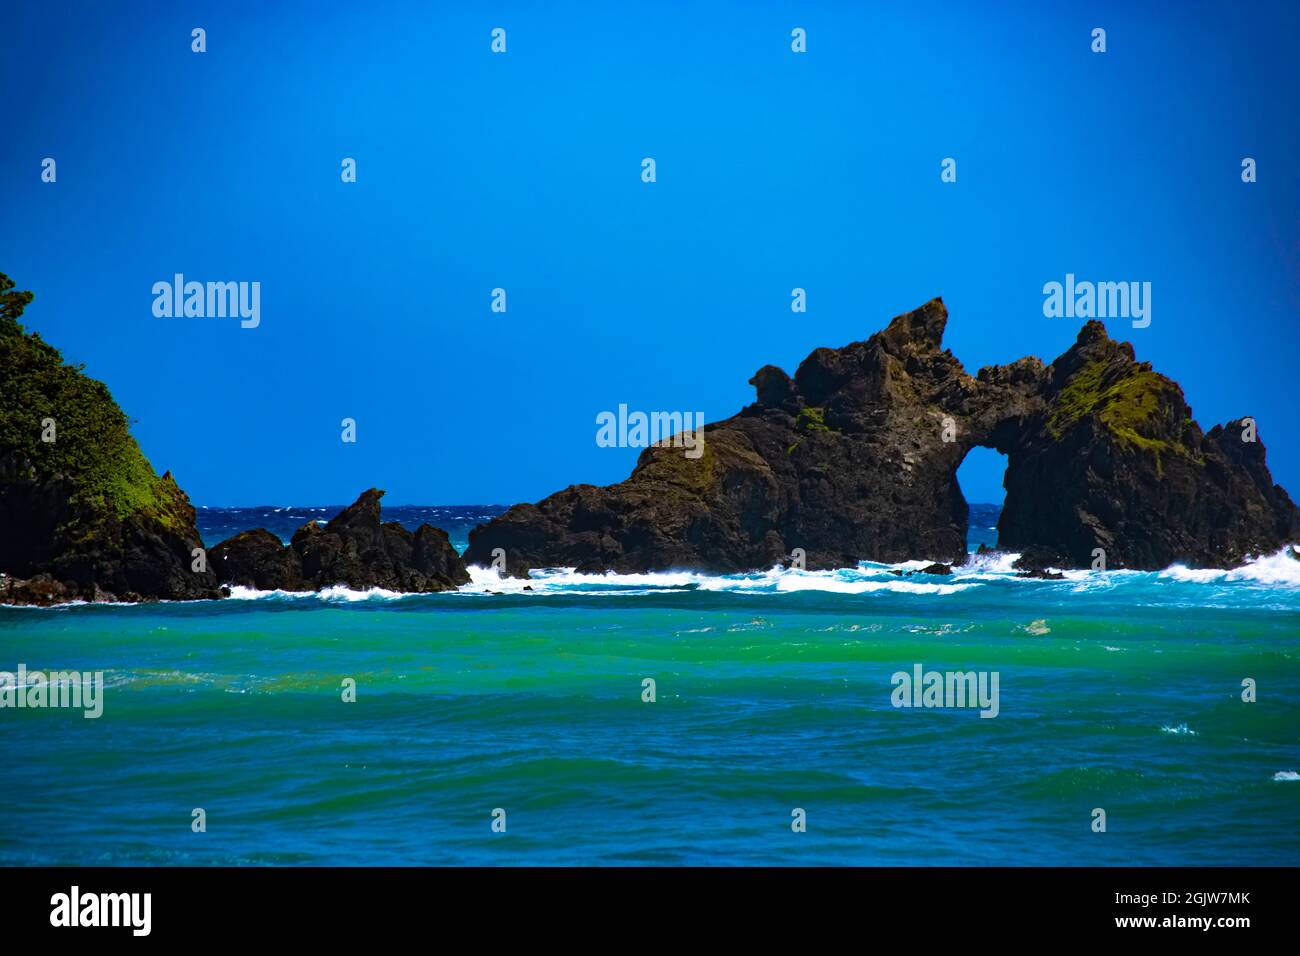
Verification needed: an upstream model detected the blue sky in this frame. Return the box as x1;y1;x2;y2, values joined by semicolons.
3;0;1297;506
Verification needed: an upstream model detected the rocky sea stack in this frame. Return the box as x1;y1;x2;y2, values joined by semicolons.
463;298;1299;575
0;273;221;605
209;488;470;593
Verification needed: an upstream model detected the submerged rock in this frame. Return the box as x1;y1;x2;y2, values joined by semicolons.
464;299;1299;574
0;273;221;604
210;489;470;593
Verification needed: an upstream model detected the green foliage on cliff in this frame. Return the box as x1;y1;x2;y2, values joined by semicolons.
788;405;837;453
1047;359;1179;455
0;272;190;532
796;406;830;432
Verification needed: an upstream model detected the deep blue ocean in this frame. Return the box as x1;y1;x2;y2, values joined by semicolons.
1;503;1297;865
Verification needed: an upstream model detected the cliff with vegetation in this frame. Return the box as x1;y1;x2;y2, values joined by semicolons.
0;273;220;604
0;273;471;605
999;319;1300;569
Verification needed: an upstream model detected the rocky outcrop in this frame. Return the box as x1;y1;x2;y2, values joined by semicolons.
998;320;1300;569
463;299;1299;574
0;273;221;604
207;529;306;591
1;272;470;605
210;489;470;592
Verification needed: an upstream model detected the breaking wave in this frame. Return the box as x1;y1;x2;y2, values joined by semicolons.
440;545;1300;600
17;545;1296;608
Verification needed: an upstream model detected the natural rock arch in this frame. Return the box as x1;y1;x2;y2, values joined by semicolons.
464;299;1299;574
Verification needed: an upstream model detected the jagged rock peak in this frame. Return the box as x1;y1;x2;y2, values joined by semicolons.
878;296;949;353
210;488;470;593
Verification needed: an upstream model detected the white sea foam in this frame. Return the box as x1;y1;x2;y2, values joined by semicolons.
1272;771;1300;781
466;562;978;596
958;551;1023;575
13;544;1300;607
762;571;975;596
225;584;406;602
1157;546;1300;587
226;585;293;600
316;584;406;602
464;565;704;594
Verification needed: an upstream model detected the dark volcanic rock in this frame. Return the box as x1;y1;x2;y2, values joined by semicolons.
0;273;221;605
1017;569;1066;580
210;529;307;591
998;321;1300;569
1010;545;1070;573
0;572;82;606
210;489;470;593
463;299;1299;574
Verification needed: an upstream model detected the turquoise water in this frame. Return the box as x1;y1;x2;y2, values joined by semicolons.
1;506;1297;866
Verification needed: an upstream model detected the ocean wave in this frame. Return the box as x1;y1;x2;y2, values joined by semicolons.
956;551;1023;576
456;545;1300;597
8;545;1298;608
463;563;979;596
211;544;1300;602
225;584;408;603
1158;547;1300;587
696;564;978;595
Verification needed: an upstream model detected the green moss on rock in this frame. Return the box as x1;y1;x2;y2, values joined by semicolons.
796;405;831;432
1047;359;1179;457
637;435;717;495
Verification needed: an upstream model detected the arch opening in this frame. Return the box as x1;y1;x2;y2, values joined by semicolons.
956;446;1009;553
